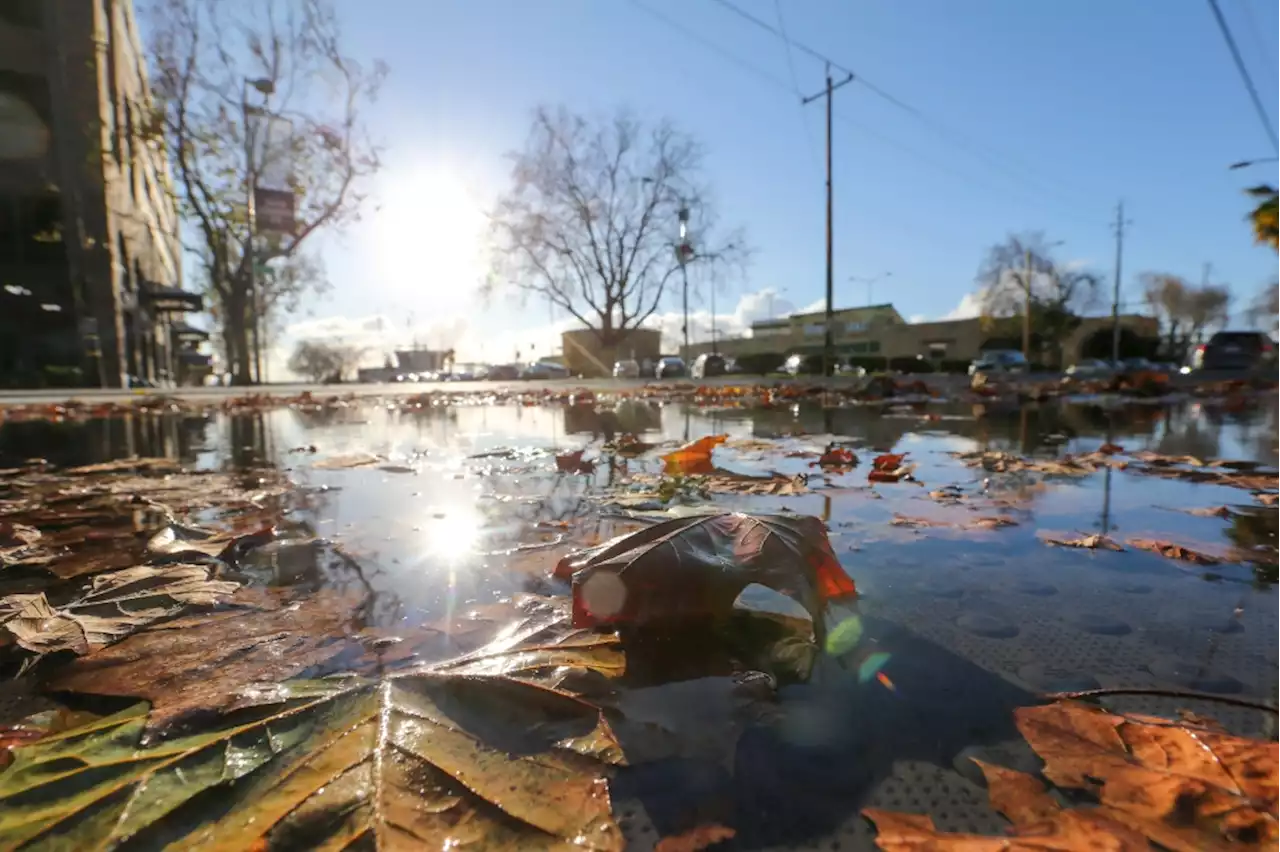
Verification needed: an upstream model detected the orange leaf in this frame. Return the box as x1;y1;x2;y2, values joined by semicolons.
812;447;858;468
872;452;906;471
868;469;903;483
1126;538;1221;565
655;823;736;852
661;434;727;472
1098;442;1125;455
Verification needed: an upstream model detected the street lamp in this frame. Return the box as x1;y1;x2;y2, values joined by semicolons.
642;177;695;357
242;78;274;385
1229;157;1278;170
848;271;892;306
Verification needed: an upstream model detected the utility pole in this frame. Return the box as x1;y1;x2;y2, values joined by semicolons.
803;64;854;377
1109;201;1130;362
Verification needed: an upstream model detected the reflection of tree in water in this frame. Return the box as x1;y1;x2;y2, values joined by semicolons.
563;400;662;439
1224;509;1279;582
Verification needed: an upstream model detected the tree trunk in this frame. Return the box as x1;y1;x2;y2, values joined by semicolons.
226;288;254;386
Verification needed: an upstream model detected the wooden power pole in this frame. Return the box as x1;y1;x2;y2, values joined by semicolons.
803;64;854;377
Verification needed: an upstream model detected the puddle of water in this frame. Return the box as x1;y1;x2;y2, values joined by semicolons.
0;396;1275;849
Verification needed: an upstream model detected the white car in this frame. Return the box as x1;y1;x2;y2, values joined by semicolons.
613;359;640;379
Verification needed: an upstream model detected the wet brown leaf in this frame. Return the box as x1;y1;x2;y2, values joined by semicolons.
556;449;596;474
46;587;356;728
872;452;906;471
1039;532;1125;551
62;457;181;476
893;514;1017;532
557;513;855;629
865;701;1278;851
655;823;737;852
0;564;239;656
311;451;383;469
1127;538;1223;565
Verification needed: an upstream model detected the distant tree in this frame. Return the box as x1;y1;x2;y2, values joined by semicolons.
143;0;385;385
974;232;1100;366
287;339;362;382
1140;273;1231;357
486;106;747;349
1245;284;1279;333
1245;184;1278;251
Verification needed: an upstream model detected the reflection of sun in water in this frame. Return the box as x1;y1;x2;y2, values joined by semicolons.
421;506;484;631
422;507;483;563
371;167;486;310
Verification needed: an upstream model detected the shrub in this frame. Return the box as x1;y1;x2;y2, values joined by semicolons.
735;352;785;375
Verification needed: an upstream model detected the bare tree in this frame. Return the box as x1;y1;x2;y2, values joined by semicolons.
1245;284;1279;333
143;0;385;385
1140;273;1231;357
974;232;1100;364
286;339;361;382
486;106;746;348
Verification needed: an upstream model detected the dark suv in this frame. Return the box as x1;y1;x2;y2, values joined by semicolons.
1189;332;1276;372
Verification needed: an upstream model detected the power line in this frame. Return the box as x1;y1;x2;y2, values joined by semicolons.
1235;0;1278;76
625;0;1098;225
1206;0;1279;151
703;0;1098;212
772;0;821;172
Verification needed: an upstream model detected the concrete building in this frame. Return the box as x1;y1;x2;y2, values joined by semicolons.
0;0;199;388
562;328;661;377
683;303;1159;368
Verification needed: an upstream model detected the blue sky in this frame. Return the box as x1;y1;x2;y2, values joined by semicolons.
278;0;1279;367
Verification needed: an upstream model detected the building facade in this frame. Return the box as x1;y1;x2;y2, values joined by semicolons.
683;303;1159;367
0;0;199;388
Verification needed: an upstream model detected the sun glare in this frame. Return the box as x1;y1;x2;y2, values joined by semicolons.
421;506;484;563
371;168;487;309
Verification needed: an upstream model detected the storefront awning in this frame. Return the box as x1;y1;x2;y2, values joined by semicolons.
170;322;211;342
141;284;202;313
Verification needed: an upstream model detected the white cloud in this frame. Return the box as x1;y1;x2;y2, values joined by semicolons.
940;291;985;320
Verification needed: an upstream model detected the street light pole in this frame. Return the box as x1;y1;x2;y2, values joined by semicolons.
677;203;691;357
242;78;273;386
849;272;892;306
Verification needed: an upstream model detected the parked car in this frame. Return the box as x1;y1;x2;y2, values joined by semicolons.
1064;359;1113;378
968;350;1029;375
1117;358;1154;373
520;361;570;380
1189;331;1276;372
485;364;520;381
613;359;640;379
655;356;687;379
691;353;727;379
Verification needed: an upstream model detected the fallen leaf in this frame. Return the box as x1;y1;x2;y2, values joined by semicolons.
812;447;858;468
872;452;907;471
0;564;239;656
893;514;1016;532
557;512;855;629
45;588;358;728
1128;538;1223;565
655;823;737;852
1040;532;1125;551
62;458;181;476
1098;442;1125;455
556;449;596;474
662;435;728;472
1254;492;1278;506
868;469;904;483
1;667;625;851
1163;505;1234;519
311;452;383;469
863;700;1279;851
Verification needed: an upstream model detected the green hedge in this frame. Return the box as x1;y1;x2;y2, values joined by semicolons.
735;352;786;375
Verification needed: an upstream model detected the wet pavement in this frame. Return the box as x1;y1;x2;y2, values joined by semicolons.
0;394;1276;850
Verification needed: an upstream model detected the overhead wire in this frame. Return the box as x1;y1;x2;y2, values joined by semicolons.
703;0;1103;214
1234;0;1278;74
772;0;822;173
1205;0;1279;151
625;0;1099;226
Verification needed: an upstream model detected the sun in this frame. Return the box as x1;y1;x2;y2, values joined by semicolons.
369;167;487;311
